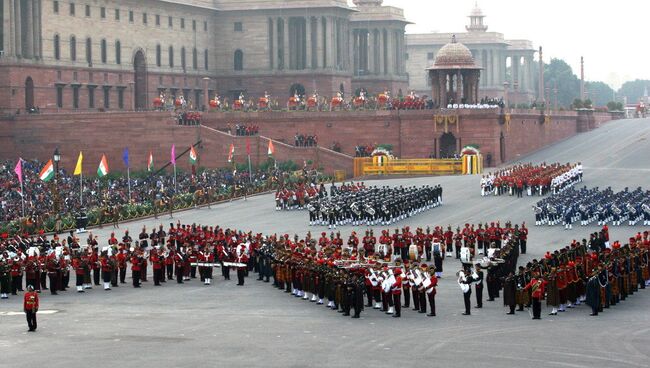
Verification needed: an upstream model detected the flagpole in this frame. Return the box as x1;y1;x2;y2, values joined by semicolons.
127;167;132;203
173;164;177;193
247;154;252;184
80;171;83;207
20;179;25;218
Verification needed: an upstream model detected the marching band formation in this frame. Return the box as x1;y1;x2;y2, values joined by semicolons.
534;186;650;229
480;162;582;197
307;184;443;229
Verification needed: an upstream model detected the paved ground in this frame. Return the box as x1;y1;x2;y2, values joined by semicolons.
2;118;650;368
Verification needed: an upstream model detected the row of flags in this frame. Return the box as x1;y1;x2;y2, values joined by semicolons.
26;139;277;183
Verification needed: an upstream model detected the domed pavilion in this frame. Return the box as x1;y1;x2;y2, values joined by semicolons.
428;35;482;107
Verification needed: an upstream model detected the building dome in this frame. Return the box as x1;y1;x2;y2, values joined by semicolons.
433;36;476;68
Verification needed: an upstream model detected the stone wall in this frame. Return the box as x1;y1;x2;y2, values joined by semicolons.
0;109;616;179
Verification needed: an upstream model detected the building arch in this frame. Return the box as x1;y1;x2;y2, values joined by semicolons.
439;132;457;159
25;77;35;110
234;49;243;71
133;49;148;110
53;34;61;60
289;83;305;97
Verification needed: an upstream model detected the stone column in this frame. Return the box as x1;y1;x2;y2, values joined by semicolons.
492;50;499;86
202;77;210;110
456;71;462;104
305;17;312;69
129;82;136;111
492;49;498;88
526;55;533;91
3;0;13;56
386;28;394;76
14;0;21;57
269;17;275;69
377;29;384;75
283;17;290;70
316;17;323;69
327;16;334;69
24;0;33;58
33;0;42;59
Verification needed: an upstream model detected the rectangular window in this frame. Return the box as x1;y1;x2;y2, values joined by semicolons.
56;86;63;108
72;87;79;109
115;9;120;20
103;88;110;109
129;10;134;23
427;52;434;60
85;4;90;17
100;7;106;19
168;16;173;28
204;21;208;32
192;20;196;31
70;3;75;16
88;87;95;108
204;49;208;70
155;14;160;26
234;22;242;32
118;89;124;109
180;18;185;29
143;13;147;24
53;1;59;14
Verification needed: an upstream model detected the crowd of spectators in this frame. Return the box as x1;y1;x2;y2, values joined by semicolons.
354;144;375;157
229;123;259;136
177;111;202;125
294;134;318;147
0;159;294;232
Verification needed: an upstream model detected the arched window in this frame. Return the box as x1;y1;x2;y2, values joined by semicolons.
86;37;92;65
181;47;186;70
53;34;60;60
115;40;121;64
204;49;208;70
70;36;77;61
234;49;243;71
192;48;198;70
156;44;161;67
168;46;174;67
100;39;107;63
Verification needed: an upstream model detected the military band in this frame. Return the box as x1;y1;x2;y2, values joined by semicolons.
534;186;650;228
1;224;648;323
308;184;442;229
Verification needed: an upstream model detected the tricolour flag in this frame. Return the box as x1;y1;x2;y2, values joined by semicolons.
97;155;109;177
73;151;83;176
39;160;54;182
171;145;176;165
189;146;198;165
246;139;251;155
227;143;235;163
267;140;275;156
147;151;154;172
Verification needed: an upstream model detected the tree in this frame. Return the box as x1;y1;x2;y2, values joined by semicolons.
544;58;580;109
585;81;614;107
572;99;583;109
618;79;650;104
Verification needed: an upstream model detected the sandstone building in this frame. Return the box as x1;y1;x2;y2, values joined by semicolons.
0;0;409;112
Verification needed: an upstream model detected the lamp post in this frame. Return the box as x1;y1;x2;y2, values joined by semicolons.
53;147;62;217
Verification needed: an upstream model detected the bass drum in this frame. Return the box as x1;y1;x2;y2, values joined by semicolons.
408;244;418;261
460;247;472;264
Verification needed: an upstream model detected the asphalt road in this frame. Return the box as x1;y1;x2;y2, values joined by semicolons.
1;118;649;368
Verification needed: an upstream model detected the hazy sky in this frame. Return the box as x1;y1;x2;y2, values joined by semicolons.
371;0;649;89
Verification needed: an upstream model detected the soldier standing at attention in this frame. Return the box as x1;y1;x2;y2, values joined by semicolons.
24;285;40;332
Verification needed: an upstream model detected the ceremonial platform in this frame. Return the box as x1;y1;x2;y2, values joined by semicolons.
1;117;649;368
